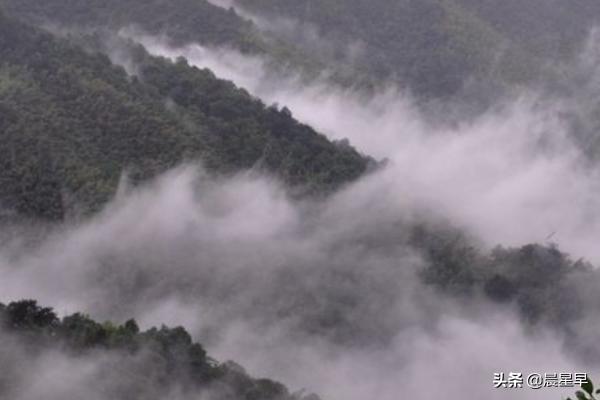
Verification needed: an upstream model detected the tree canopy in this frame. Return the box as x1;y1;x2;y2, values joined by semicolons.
0;299;318;400
0;12;371;220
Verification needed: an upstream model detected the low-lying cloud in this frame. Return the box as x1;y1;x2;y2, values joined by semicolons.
131;32;600;263
0;164;590;400
2;19;600;400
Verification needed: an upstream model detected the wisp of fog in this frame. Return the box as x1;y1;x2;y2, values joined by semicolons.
3;14;600;400
0;164;584;400
133;31;600;263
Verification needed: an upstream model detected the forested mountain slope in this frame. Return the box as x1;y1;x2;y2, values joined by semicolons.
454;0;600;60
0;0;330;81
235;0;600;98
235;0;533;98
2;2;600;399
1;0;257;50
0;299;319;400
7;0;600;100
0;11;370;220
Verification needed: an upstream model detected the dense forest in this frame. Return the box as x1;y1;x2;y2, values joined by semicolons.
0;0;333;82
0;0;258;50
6;0;600;100
236;0;600;99
236;0;529;97
0;299;319;400
418;234;600;360
1;1;600;399
0;10;370;220
234;0;600;163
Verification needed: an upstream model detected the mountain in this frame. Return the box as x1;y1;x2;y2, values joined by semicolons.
0;10;371;220
234;0;600;99
0;299;319;400
0;0;257;50
0;0;332;82
7;0;600;101
233;0;533;98
454;0;600;60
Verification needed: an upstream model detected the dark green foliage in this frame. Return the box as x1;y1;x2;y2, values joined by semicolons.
412;226;480;294
0;299;319;400
454;0;600;60
60;313;111;349
485;244;587;324
247;379;289;400
483;274;515;302
567;377;599;400
0;13;370;220
7;0;600;100
0;0;330;82
3;299;58;330
582;378;595;397
0;0;257;51
414;222;590;327
236;0;600;101
133;52;371;188
0;0;542;98
237;0;541;98
412;228;600;362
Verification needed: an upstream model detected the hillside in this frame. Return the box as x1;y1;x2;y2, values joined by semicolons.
233;0;600;101
234;0;542;98
7;0;600;100
0;11;371;220
1;3;600;398
0;299;319;400
454;0;600;60
0;0;333;82
0;0;258;50
0;0;522;97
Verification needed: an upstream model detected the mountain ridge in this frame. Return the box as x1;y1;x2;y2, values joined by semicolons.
0;10;371;220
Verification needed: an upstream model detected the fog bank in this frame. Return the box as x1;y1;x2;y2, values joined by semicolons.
129;33;600;263
0;165;588;400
